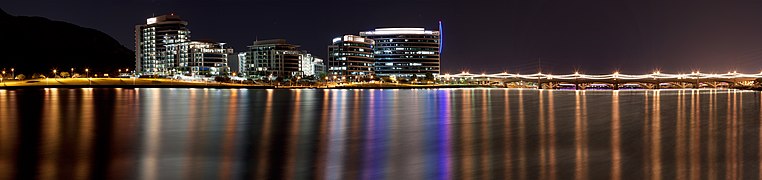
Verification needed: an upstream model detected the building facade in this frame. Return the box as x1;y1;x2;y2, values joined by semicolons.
135;14;190;75
237;52;248;76
299;53;325;77
360;28;440;78
328;35;375;77
164;41;233;76
243;39;302;77
240;39;326;78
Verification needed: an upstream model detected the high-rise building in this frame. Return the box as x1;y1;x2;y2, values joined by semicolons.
135;14;190;75
299;53;325;77
360;28;440;78
237;52;248;76
164;41;233;76
244;39;303;77
328;35;375;77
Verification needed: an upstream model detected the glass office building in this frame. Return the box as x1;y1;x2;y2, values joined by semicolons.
360;28;440;78
328;35;375;77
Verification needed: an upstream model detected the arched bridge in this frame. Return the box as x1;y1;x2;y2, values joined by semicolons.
439;71;762;89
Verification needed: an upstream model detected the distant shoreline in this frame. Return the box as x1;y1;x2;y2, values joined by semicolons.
1;84;759;91
0;78;758;90
0;78;488;90
0;84;482;90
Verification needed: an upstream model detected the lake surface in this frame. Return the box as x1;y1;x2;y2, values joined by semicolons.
0;88;761;179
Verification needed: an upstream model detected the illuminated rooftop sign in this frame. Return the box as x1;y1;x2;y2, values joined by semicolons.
332;35;373;44
146;17;157;24
360;28;439;36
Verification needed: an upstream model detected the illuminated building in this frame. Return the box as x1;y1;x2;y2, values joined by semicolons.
243;39;303;77
328;35;375;77
237;52;249;76
135;14;190;75
300;53;325;77
240;39;325;78
164;41;233;76
360;28;440;78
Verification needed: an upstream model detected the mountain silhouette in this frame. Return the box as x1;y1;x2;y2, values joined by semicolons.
0;8;133;76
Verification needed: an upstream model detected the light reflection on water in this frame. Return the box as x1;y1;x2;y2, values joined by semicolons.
0;88;760;179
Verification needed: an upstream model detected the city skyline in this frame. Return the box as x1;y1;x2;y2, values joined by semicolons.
3;0;762;74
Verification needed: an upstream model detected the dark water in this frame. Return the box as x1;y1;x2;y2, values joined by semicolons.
0;88;761;180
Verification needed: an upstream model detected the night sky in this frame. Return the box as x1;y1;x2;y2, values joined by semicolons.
3;0;762;74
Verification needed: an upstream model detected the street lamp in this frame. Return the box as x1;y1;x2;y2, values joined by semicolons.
2;71;5;86
10;68;14;80
129;68;135;85
85;68;90;85
53;70;57;80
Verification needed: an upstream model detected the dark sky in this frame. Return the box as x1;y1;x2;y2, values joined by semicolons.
3;0;762;74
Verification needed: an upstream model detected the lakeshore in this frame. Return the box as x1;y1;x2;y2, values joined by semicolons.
1;78;759;90
0;78;482;89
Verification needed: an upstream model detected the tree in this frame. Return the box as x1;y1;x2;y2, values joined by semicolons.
316;72;327;81
15;74;25;80
214;76;231;83
59;72;70;78
425;72;434;81
275;76;284;85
